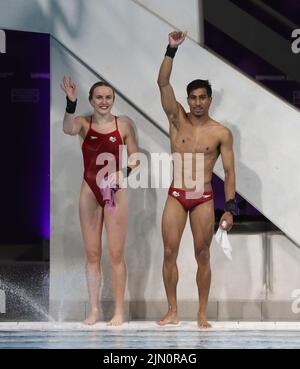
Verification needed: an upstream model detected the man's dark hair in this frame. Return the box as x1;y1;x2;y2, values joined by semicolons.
186;79;212;97
89;81;115;101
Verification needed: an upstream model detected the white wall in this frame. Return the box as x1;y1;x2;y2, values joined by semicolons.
269;235;300;301
134;0;203;44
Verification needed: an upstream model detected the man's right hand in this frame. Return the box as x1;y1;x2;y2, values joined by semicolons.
168;31;187;48
60;75;78;101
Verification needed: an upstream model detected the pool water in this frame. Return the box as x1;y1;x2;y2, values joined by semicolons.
0;322;300;349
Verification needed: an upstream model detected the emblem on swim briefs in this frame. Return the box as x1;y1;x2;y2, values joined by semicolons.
202;194;211;198
109;136;117;142
172;191;180;197
90;136;98;140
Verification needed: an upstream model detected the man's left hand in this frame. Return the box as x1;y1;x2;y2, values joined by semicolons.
219;212;233;232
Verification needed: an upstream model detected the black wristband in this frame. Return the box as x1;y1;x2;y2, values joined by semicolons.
165;45;178;59
121;166;132;178
66;96;77;114
225;199;236;216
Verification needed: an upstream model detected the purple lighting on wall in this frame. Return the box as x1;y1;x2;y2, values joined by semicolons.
0;30;50;242
33;33;50;240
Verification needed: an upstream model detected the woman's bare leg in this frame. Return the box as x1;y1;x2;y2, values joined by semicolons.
104;189;128;326
79;181;104;325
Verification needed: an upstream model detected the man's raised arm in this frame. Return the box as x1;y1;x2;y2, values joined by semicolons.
157;31;187;128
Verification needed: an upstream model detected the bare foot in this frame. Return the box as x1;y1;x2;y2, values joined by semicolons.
156;309;179;326
197;313;211;329
107;313;123;326
84;308;99;325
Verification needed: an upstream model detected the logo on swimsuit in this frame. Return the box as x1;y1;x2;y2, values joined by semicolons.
90;136;98;140
0;290;5;313
291;289;300;314
109;136;117;143
0;30;6;54
202;194;211;199
291;29;300;54
172;191;180;197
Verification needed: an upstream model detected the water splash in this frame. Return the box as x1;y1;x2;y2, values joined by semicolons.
0;278;54;322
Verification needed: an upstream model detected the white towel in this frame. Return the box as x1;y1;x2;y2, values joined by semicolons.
215;221;233;260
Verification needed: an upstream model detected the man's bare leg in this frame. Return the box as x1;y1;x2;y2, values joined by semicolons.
79;181;104;325
157;196;187;325
189;199;214;328
104;189;128;326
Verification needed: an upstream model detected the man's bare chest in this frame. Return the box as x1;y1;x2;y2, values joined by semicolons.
171;124;220;155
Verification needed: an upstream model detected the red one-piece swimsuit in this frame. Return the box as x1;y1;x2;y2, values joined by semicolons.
82;116;123;207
